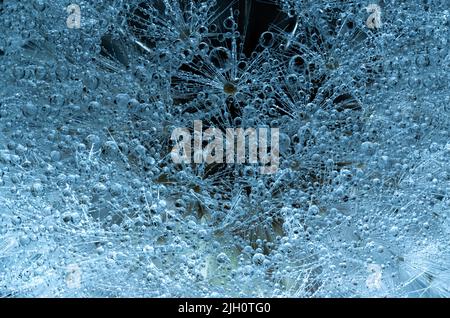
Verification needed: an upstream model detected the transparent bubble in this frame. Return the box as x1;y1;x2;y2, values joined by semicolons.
289;55;305;73
259;31;275;48
13;66;25;80
21;102;37;117
415;54;431;67
223;17;236;30
84;72;100;90
209;47;231;72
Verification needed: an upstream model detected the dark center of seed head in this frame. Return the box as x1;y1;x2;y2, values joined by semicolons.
223;82;237;95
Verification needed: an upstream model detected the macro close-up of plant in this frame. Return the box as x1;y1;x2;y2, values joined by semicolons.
0;0;449;298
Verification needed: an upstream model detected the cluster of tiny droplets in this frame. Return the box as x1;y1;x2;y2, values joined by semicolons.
0;0;449;297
